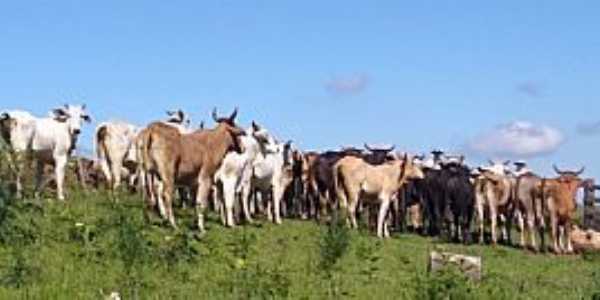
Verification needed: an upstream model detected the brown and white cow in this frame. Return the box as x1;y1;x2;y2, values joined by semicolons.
334;154;424;238
138;108;245;231
541;165;585;254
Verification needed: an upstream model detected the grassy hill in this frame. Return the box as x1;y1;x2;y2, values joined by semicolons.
0;183;598;299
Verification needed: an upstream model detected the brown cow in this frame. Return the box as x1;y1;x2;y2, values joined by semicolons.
139;108;245;231
334;154;424;238
513;173;545;251
542;165;584;254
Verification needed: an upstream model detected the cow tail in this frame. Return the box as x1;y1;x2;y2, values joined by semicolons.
94;125;108;162
333;163;347;211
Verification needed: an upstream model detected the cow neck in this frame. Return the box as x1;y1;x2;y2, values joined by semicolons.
200;123;236;157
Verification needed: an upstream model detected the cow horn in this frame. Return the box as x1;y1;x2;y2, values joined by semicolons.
503;160;511;166
212;108;219;122
575;167;585;176
199;121;205;129
285;140;293;147
0;112;8;120
553;164;564;175
252;121;260;131
229;107;238;121
364;143;373;151
488;159;495;166
177;110;184;121
387;145;396;152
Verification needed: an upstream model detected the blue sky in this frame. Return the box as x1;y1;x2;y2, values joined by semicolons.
1;1;599;179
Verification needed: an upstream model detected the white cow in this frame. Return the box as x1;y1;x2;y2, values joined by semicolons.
250;137;295;224
95;121;139;195
213;121;273;227
0;105;91;200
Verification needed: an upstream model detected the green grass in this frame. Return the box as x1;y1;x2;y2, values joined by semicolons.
0;184;598;300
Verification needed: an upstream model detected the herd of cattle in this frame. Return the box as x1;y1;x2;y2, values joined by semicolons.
0;104;590;255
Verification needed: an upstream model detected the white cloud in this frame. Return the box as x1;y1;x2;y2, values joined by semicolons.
467;121;564;157
325;73;369;95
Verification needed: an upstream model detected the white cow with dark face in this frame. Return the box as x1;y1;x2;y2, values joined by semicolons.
0;104;91;200
213;121;272;227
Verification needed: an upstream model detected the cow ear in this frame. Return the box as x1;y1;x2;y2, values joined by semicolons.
53;108;68;121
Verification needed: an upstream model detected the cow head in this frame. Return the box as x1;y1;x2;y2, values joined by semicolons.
485;160;511;176
364;143;395;164
0;112;14;143
52;104;91;136
553;165;585;191
212;107;245;153
249;121;272;144
399;154;425;185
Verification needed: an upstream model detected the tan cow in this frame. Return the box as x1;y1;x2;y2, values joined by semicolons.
474;167;514;245
334;154;424;238
138;108;245;231
542;165;584;254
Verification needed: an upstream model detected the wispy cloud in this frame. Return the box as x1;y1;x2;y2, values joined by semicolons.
325;73;369;95
466;121;564;158
516;81;543;98
577;121;600;136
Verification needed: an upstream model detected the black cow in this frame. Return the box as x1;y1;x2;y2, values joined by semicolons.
440;160;474;244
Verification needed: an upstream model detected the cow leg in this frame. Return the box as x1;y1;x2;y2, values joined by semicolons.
527;213;537;251
33;160;45;199
477;201;485;244
377;198;391;238
347;193;360;229
516;210;525;248
195;178;212;233
223;179;236;227
565;222;574;254
110;161;123;202
14;158;23;199
317;190;329;222
240;185;254;224
499;214;508;244
54;154;67;201
162;181;177;229
550;214;560;254
490;206;498;245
